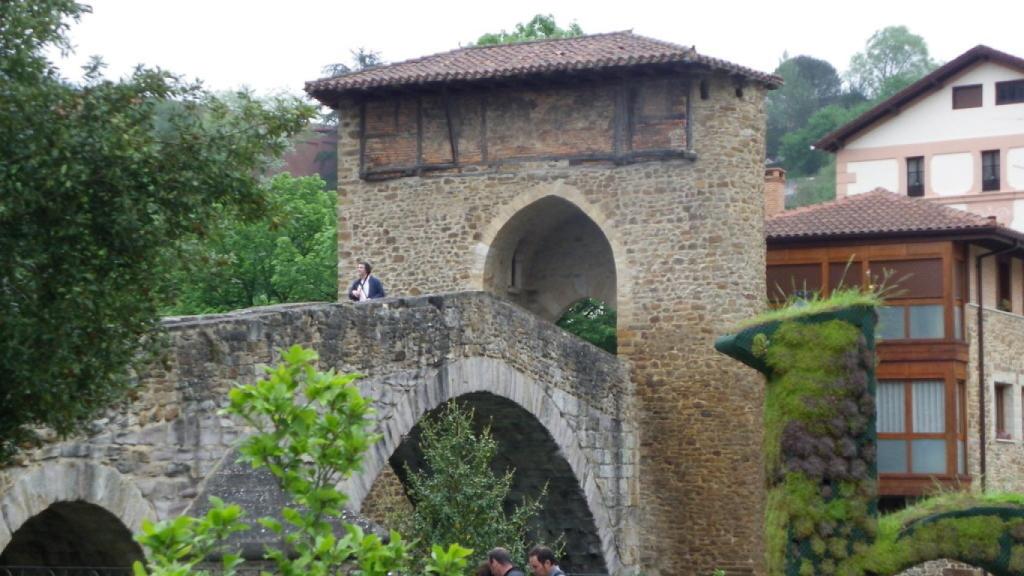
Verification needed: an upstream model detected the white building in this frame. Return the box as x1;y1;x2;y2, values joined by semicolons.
816;45;1024;230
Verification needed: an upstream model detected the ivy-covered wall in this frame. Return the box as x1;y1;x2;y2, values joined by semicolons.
716;299;1024;576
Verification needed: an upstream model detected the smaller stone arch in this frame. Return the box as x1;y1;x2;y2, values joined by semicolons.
470;181;634;326
343;356;632;575
0;461;156;553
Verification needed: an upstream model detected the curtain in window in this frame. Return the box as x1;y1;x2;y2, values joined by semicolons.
877;381;905;433
913;380;945;433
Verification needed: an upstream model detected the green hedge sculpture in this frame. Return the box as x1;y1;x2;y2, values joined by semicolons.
715;296;1024;576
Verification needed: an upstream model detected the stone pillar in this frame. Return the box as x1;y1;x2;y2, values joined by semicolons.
619;76;768;576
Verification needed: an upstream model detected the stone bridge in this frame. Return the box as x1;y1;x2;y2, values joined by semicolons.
0;292;637;574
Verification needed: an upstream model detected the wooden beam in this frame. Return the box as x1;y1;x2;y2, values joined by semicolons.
442;88;460;165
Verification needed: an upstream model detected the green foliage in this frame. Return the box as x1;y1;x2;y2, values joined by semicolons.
320;49;384;127
846;26;936;100
0;0;314;463
321;48;384;79
786;159;837;209
779;102;871;177
406;401;545;567
165;174;337;315
741;287;883;330
556;298;617;353
475;14;583;46
135;345;471;576
133;497;249;576
723;300;1024;576
766;55;842;160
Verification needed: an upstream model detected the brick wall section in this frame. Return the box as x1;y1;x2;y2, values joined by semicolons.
764;167;785;218
360;466;414;530
335;73;768;575
965;306;1024;492
358;78;691;177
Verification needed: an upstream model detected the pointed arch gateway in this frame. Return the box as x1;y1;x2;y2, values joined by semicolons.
474;185;627;325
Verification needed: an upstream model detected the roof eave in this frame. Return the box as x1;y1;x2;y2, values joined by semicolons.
304;59;781;103
814;45;1024;152
767;227;1024;248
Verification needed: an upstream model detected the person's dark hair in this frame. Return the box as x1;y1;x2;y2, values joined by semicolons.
475;562;492;576
487;547;513;565
528;546;557;565
359;261;372;274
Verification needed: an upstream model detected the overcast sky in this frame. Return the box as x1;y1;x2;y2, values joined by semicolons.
53;0;1024;97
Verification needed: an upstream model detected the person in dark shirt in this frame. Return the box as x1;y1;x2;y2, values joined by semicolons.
348;261;385;301
487;547;526;576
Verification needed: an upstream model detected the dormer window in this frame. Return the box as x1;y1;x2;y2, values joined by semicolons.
952;84;982;109
996;79;1024;105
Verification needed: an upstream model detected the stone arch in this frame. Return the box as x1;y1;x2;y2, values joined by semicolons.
1;501;144;567
344;357;626;575
471;182;633;326
0;461;155;555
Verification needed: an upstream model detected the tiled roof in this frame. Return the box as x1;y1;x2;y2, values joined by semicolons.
815;45;1024;152
766;189;1024;243
306;31;781;101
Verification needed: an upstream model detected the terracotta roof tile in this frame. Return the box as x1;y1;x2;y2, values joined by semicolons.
766;189;1024;243
306;31;781;101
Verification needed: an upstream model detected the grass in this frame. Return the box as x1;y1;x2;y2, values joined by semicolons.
738;287;884;329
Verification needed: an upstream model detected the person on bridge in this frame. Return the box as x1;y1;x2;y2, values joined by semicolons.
527;546;565;576
487;547;526;576
348;260;385;302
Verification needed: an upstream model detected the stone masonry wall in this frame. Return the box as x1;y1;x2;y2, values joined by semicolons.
965;305;1024;493
0;294;636;572
335;73;769;575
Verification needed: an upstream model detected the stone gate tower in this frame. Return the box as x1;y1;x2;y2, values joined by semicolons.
307;32;779;575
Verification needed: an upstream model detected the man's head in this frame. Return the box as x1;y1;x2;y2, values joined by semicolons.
357;261;372;279
487;548;514;575
527;546;557;576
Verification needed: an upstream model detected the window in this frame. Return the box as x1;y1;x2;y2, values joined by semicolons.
766;264;822;303
996;79;1024;105
873;259;946;340
997;255;1012;312
877;380;951;474
996;383;1011;440
906;157;924;197
953;84;983;109
982;150;1000;191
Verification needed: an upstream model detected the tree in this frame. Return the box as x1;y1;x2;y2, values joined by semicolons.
405;401;545;567
165;174;337;315
556;298;617;353
786;158;838;209
766;55;843;160
778;102;872;177
0;0;315;462
320;48;384;127
321;47;384;79
134;345;472;576
846;26;936;100
475;14;583;46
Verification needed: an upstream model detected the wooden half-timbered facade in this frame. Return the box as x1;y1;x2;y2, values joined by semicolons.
767;189;1024;501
